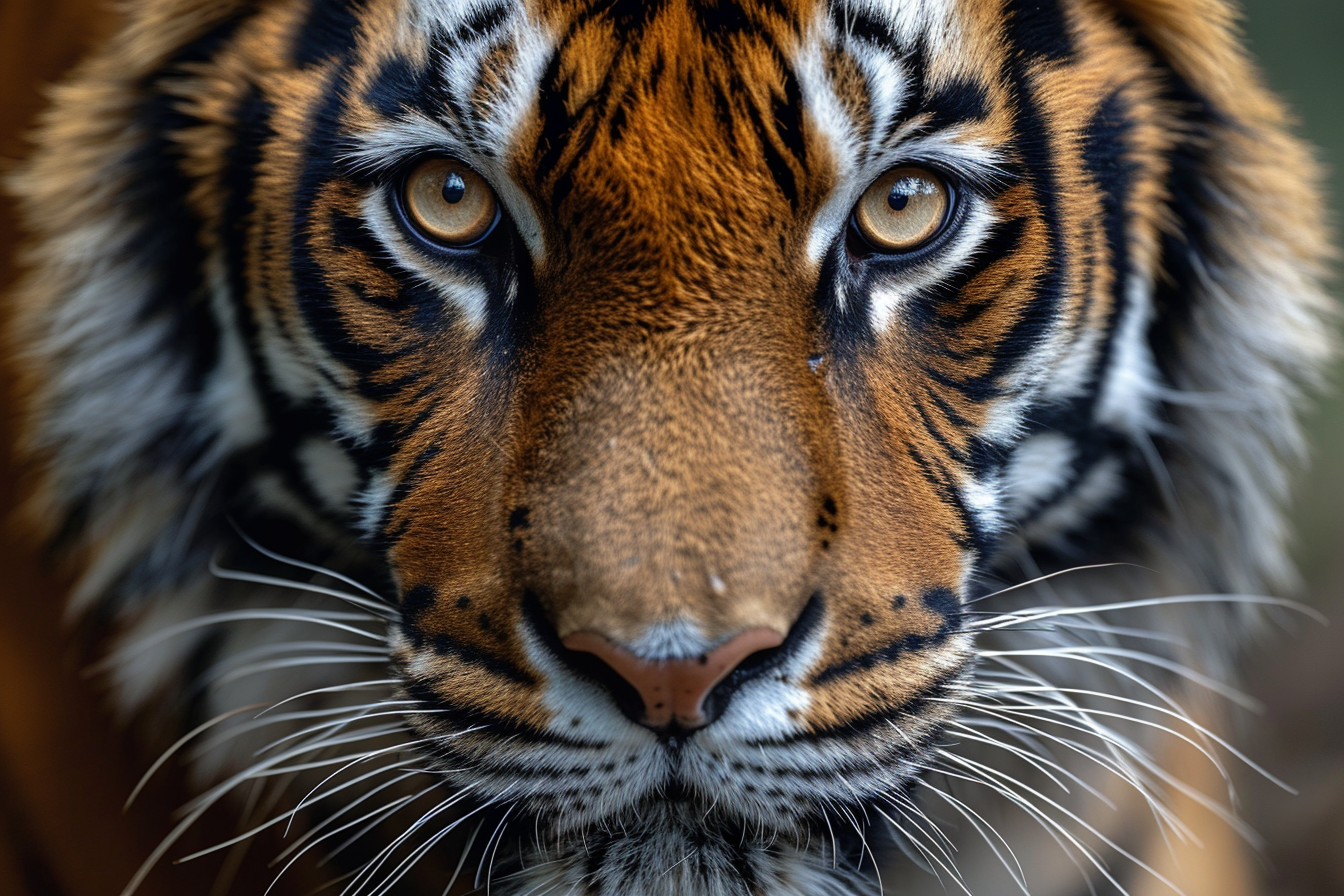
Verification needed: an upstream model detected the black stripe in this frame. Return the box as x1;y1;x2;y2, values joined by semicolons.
743;84;800;208
811;588;965;685
1078;88;1140;404
1003;0;1076;62
911;394;970;467
448;0;511;42
360;48;430;119
770;673;961;741
291;68;364;358
932;216;1029;325
906;443;978;550
292;0;367;67
400;678;589;746
924;77;992;131
404;624;538;685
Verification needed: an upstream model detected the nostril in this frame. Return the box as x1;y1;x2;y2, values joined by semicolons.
562;629;785;730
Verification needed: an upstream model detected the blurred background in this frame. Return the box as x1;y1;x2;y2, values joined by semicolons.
1231;3;1344;893
0;1;1340;894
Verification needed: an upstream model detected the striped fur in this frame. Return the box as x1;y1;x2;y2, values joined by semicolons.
6;0;1332;894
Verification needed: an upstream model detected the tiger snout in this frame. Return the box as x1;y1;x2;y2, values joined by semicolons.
388;314;976;835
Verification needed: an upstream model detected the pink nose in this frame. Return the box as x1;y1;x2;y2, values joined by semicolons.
562;628;785;729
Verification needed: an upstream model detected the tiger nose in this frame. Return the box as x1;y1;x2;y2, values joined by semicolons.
562;628;785;730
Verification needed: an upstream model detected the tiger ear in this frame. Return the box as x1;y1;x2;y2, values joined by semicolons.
1105;0;1334;595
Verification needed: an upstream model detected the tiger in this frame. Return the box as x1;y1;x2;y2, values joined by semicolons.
4;0;1333;894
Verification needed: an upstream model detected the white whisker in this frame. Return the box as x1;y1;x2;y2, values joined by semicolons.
90;610;385;676
232;525;390;603
209;562;398;621
973;593;1326;630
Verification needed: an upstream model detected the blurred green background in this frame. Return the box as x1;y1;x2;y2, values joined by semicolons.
1236;3;1344;894
1244;0;1344;580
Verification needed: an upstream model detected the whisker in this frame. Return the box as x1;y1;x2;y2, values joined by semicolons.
175;759;417;863
256;680;402;718
210;562;398;622
90;610;385;676
979;645;1260;710
231;524;390;604
919;781;1029;895
966;564;1141;605
870;801;970;896
933;750;1165;896
974;657;1286;788
189;703;414;760
973;593;1326;630
344;787;486;896
266;782;441;896
210;655;393;689
126;703;268;810
368;799;500;896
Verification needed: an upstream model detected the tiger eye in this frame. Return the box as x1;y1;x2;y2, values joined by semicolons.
402;157;498;246
853;166;951;253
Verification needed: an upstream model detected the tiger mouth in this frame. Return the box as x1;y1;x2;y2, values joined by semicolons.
394;591;972;844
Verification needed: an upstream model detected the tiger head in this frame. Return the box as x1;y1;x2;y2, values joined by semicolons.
8;0;1331;894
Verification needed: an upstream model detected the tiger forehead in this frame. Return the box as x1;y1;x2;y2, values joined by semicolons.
513;0;831;249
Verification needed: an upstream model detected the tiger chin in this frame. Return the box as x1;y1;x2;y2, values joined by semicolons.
5;0;1332;894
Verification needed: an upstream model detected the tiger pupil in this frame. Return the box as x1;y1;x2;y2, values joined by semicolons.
442;172;466;204
887;189;910;211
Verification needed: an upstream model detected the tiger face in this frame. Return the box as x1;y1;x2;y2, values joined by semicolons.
8;0;1331;894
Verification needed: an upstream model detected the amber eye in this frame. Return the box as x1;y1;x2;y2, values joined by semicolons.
401;157;499;246
852;166;952;253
